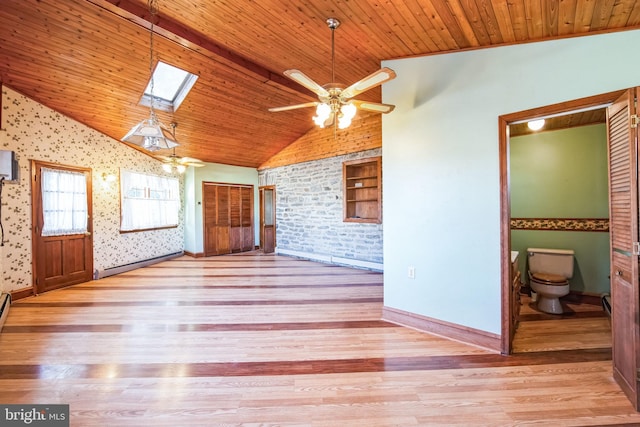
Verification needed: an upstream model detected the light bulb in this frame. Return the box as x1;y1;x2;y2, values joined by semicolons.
162;163;172;173
527;119;545;131
143;136;162;151
176;165;186;174
338;103;356;129
313;103;331;127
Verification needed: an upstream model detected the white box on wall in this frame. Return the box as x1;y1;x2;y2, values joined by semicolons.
0;150;18;182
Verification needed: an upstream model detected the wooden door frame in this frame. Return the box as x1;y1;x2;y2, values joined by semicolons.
498;90;624;355
259;185;276;252
31;160;93;294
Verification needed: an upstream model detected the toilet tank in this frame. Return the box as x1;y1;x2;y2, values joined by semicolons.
527;248;574;279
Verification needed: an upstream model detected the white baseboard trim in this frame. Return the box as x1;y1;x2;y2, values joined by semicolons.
382;306;501;353
275;248;383;271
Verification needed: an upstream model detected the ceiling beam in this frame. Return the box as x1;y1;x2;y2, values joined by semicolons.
86;0;310;98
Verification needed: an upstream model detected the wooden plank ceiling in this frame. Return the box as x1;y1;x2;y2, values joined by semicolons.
1;0;639;167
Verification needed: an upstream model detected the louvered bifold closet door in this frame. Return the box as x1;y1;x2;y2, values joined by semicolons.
203;183;218;256
241;186;254;251
229;186;242;252
216;186;231;255
607;88;640;410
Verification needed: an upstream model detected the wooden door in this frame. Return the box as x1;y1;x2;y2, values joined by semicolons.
203;182;254;256
241;186;254;251
31;160;93;293
203;183;230;256
607;88;640;410
229;186;242;252
260;186;275;253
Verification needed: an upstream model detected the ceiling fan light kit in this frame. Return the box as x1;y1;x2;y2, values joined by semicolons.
157;124;205;173
269;17;397;130
122;0;179;152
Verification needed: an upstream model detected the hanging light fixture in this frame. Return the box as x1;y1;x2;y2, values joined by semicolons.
122;0;178;152
308;19;359;130
269;18;396;130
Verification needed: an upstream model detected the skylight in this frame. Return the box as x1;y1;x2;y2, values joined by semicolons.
141;61;198;112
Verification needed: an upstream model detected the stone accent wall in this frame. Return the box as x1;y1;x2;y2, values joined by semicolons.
259;148;382;266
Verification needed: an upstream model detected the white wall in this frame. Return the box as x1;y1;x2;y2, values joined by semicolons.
183;163;259;254
382;30;640;335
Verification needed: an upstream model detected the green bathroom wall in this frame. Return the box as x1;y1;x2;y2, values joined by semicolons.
510;123;610;295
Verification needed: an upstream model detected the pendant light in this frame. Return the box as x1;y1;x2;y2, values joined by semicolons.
122;0;178;151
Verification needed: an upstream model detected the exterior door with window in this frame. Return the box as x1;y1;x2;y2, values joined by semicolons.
31;161;93;293
607;88;640;410
260;186;275;253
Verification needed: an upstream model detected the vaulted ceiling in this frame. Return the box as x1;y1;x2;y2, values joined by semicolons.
1;0;639;167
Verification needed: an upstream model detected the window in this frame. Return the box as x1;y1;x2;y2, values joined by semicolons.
141;61;198;112
41;168;88;236
120;169;180;232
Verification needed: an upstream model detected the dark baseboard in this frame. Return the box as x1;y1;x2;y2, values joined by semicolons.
382;306;501;353
563;291;603;306
184;251;204;258
10;286;35;301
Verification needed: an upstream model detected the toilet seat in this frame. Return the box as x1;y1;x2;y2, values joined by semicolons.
531;272;568;286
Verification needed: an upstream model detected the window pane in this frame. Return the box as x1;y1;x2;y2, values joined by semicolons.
41;168;88;236
145;62;190;102
120;169;179;232
264;189;274;226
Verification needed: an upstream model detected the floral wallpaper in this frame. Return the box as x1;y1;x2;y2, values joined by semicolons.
0;86;184;293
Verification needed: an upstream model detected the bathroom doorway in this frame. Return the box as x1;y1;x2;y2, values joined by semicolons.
499;90;624;355
501;88;640;410
510;108;611;355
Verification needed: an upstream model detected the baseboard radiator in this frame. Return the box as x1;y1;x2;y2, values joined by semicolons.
0;293;11;333
93;251;183;280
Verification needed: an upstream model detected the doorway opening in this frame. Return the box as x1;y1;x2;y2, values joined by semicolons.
509;107;610;354
499;90;624;355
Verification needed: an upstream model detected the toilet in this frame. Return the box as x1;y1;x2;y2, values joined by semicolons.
527;248;574;314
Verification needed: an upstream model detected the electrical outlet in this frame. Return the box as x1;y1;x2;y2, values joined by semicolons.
408;266;415;279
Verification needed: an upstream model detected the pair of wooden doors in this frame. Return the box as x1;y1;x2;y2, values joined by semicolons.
203;182;254;256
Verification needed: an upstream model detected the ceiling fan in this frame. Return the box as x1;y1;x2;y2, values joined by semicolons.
269;18;396;129
158;148;205;173
157;123;205;173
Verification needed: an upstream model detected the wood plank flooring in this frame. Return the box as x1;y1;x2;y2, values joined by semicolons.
513;295;612;353
1;252;639;426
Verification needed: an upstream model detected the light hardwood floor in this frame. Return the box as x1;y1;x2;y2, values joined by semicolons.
0;252;638;426
513;294;612;354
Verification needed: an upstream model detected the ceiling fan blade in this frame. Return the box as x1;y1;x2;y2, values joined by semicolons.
269;101;319;112
283;70;330;97
341;67;397;99
351;99;396;114
178;156;203;164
